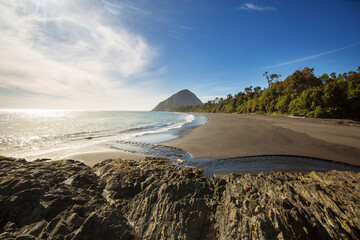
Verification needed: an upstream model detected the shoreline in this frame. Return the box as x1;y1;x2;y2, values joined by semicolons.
61;150;145;166
3;144;147;167
3;112;360;169
0;111;203;166
161;113;360;167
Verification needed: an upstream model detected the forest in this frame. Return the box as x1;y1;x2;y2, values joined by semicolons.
173;67;360;120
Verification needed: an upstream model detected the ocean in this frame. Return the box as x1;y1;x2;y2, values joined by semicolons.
0;110;207;161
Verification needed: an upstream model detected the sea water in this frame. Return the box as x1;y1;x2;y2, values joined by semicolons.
0;110;207;160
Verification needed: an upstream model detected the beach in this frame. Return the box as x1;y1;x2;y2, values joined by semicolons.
64;150;145;166
162;113;360;166
61;113;360;168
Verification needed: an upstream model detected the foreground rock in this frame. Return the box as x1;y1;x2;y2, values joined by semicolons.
0;156;359;239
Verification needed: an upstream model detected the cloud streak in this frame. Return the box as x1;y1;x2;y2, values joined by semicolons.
237;3;276;12
0;0;163;110
265;42;360;68
179;26;192;30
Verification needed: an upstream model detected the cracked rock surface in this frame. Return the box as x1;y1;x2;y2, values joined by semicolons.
0;156;359;239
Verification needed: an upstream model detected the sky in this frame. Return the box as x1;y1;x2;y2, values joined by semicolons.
0;0;359;110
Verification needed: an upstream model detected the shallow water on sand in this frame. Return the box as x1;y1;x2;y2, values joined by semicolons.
113;141;360;177
180;155;360;178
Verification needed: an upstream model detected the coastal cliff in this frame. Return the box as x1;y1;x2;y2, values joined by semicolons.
152;89;202;111
0;156;359;239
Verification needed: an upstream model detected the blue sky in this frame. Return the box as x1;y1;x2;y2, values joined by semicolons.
0;0;359;110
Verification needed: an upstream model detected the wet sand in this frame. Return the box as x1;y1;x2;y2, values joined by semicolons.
162;113;360;166
64;150;145;166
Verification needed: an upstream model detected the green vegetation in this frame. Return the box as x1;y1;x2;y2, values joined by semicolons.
173;67;360;120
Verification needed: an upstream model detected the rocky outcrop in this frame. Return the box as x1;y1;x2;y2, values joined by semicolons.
152;89;202;111
0;156;359;239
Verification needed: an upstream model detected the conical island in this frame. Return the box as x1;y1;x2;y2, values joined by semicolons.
152;89;202;111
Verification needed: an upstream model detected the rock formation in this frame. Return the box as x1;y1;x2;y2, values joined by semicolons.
0;156;359;239
152;89;202;111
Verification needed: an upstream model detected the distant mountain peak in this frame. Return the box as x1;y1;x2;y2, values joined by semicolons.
152;89;202;111
179;89;190;92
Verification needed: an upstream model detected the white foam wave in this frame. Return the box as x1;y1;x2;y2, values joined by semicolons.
121;114;196;140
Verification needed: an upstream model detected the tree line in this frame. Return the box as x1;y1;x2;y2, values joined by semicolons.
172;67;360;120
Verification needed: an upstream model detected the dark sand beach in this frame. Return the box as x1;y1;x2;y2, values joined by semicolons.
64;150;145;166
162;113;360;166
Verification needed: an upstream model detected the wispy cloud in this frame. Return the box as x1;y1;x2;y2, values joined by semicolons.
0;0;164;110
265;42;360;68
193;82;219;89
168;30;183;39
237;3;276;12
179;25;192;30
